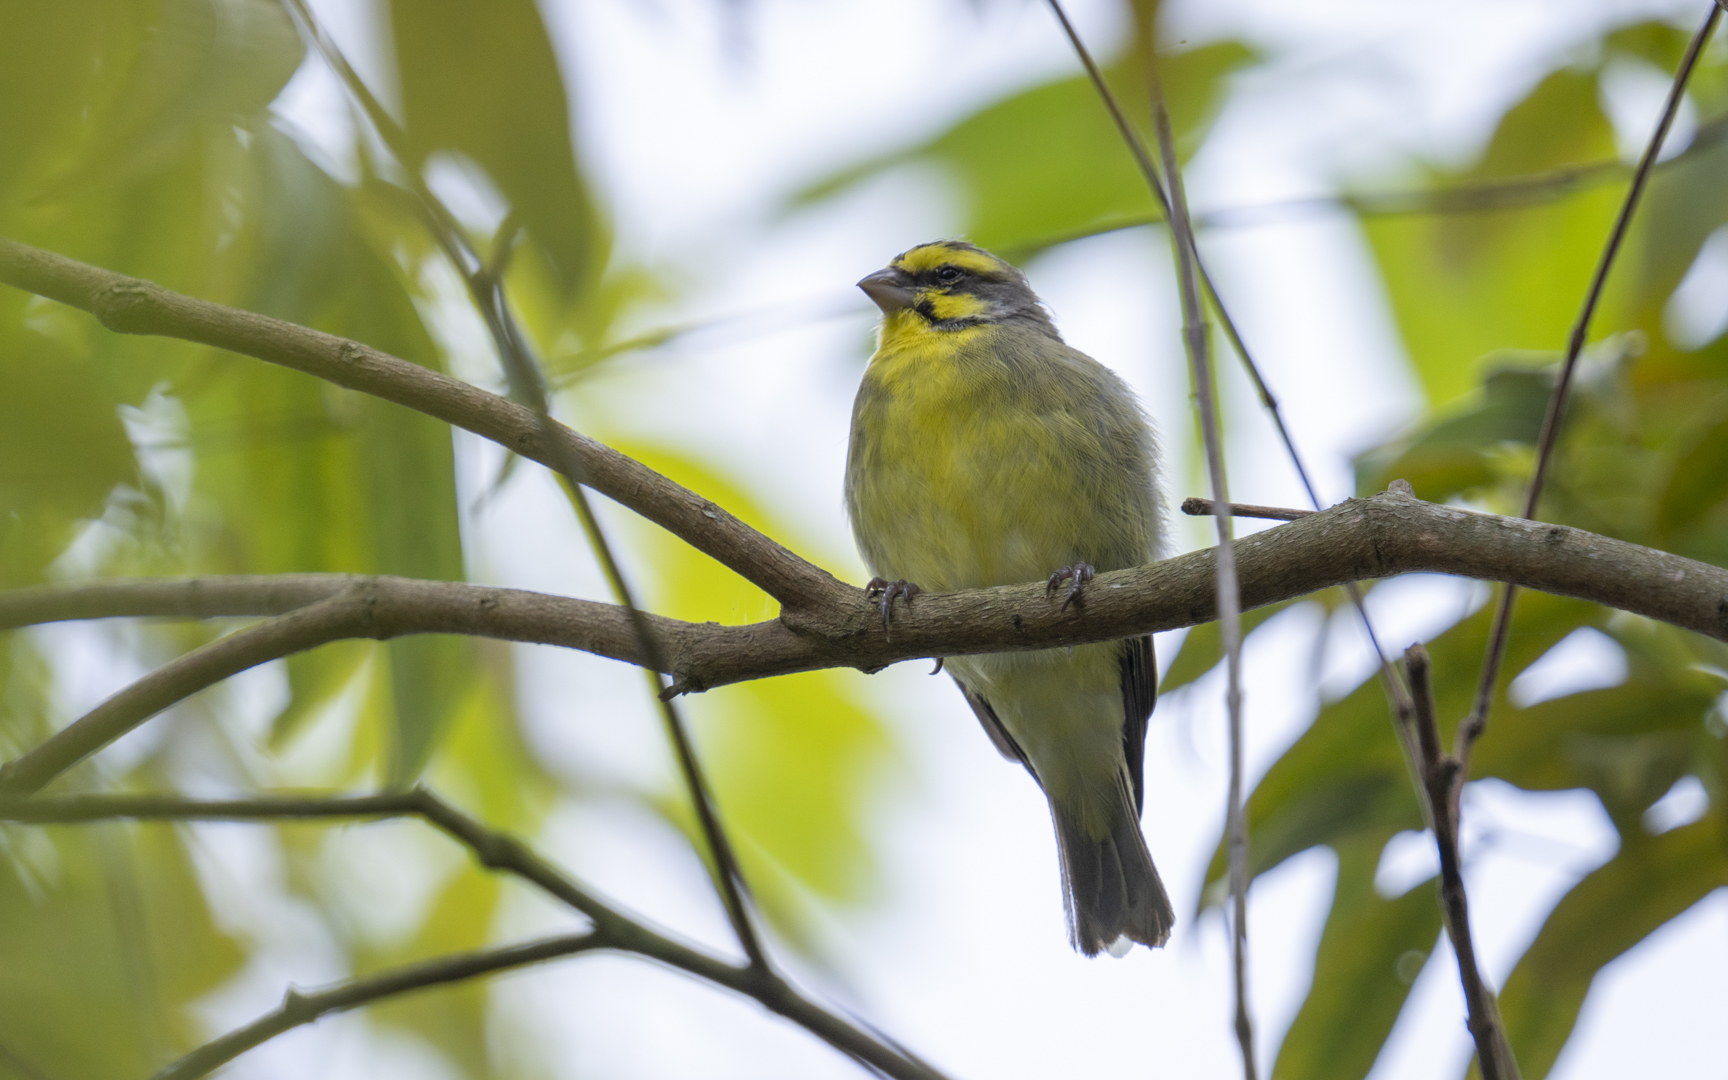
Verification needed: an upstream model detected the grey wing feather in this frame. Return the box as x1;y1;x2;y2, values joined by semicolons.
1120;635;1156;814
954;677;1039;784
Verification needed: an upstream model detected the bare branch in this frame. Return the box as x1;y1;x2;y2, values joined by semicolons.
1180;498;1313;521
1147;51;1258;1080
1467;1;1726;769
0;237;845;613
0;788;949;1080
1403;647;1520;1080
1042;0;1414;786
4;491;1728;793
280;1;768;969
148;933;606;1080
0;593;363;794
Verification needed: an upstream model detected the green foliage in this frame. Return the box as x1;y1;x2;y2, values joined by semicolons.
796;40;1255;251
0;822;243;1077
0;0;891;1075
1272;836;1441;1080
5;1;1728;1077
619;445;896;949
391;0;607;298
1195;19;1728;1078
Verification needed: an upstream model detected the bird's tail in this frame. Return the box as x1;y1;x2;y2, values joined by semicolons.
1051;785;1174;956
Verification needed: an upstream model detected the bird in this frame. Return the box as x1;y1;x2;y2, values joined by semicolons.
845;239;1174;956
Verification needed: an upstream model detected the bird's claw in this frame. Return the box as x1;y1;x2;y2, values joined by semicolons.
1046;563;1095;611
865;577;921;632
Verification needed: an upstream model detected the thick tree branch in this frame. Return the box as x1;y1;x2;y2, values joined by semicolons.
0;789;948;1080
0;237;844;613
5;492;1728;795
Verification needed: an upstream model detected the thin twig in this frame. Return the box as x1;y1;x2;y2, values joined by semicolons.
1404;646;1519;1080
1146;54;1258;1080
1464;1;1725;770
1180;497;1313;521
1006;110;1728;250
150;933;607;1080
277;2;771;969
1040;0;1415;743
0;592;364;795
0;788;949;1080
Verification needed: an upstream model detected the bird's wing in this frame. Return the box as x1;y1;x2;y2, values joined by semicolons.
1120;635;1156;815
954;678;1039;784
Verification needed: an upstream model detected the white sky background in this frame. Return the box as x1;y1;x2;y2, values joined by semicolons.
242;0;1728;1077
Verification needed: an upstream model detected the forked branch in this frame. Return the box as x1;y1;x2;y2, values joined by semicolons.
1403;647;1520;1080
0;789;948;1080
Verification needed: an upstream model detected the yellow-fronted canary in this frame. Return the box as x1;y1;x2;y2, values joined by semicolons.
846;239;1173;956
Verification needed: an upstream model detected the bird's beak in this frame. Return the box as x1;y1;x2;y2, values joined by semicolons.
858;267;916;313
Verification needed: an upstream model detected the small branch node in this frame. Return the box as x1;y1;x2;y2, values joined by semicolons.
93;279;158;334
280;986;316;1022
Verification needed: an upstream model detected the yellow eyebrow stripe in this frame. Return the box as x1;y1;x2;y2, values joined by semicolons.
893;244;1007;277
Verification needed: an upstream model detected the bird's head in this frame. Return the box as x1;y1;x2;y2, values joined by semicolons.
857;240;1055;338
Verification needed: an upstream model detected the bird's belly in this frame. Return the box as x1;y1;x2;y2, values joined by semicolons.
853;413;1096;590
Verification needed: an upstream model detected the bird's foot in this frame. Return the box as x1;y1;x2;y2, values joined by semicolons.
865;577;922;632
1046;563;1095;611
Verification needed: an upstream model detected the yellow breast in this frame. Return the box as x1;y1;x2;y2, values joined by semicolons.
846;319;1159;593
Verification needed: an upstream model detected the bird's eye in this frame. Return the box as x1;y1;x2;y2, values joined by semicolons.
936;265;964;284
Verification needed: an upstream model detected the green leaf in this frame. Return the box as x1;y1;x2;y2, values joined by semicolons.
48;0;303;196
1654;391;1728;540
616;443;896;950
392;0;604;296
1361;68;1621;406
0;0;143;208
793;41;1255;252
1158;595;1315;696
0;822;243;1076
0;322;138;586
1487;815;1728;1079
1355;365;1553;501
1205;590;1595;893
1273;836;1443;1080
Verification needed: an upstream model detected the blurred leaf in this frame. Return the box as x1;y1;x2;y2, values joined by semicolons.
1158;595;1314;696
617;444;895;949
1487;814;1728;1079
60;0;302;188
1272;837;1442;1080
1635;135;1728;314
0;0;143;207
1362;68;1621;406
1206;591;1594;893
794;41;1255;251
392;0;604;296
1355;364;1552;501
270;640;371;746
368;867;505;1080
1653;390;1728;540
0;322;138;586
0;822;243;1076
